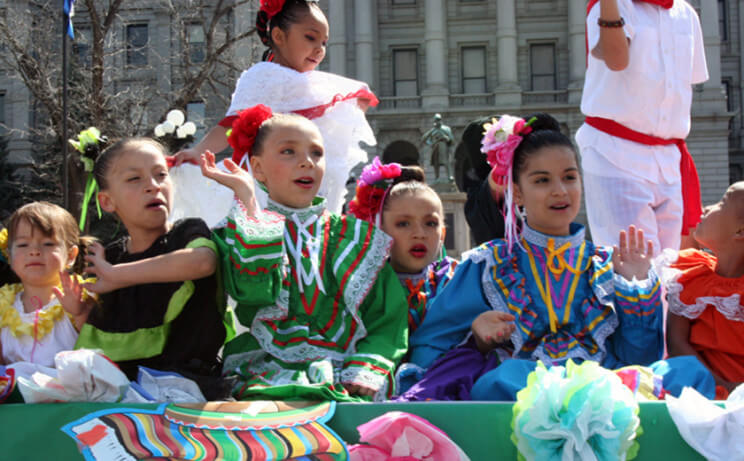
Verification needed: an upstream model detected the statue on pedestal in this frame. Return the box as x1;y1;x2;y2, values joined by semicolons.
421;114;455;183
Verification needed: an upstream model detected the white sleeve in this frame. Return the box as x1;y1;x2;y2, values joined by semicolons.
587;0;635;55
690;9;709;85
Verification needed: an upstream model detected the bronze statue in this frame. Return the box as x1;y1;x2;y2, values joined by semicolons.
421;113;455;182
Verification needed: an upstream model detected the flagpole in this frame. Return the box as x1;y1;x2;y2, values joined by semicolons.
62;5;70;210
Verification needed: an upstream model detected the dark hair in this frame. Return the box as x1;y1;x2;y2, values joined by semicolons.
382;166;443;216
256;0;323;61
93;137;168;190
251;113;318;157
6;201;96;274
512;113;577;182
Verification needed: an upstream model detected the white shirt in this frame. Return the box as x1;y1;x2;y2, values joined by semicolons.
1;292;78;367
577;0;708;182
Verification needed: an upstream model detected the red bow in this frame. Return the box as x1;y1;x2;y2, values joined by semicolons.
260;0;285;19
228;104;273;165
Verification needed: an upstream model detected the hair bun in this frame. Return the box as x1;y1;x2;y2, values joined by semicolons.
523;112;561;133
394;165;426;185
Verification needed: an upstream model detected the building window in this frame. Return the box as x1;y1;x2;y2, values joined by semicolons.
719;0;728;41
187;24;205;64
462;46;486;93
530;43;556;91
187;101;206;140
126;24;148;67
73;27;92;67
393;49;418;96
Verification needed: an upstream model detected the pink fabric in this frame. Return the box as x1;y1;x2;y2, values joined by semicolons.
348;412;468;461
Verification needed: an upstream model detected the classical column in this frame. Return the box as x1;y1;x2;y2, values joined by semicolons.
328;0;346;76
567;0;586;103
422;0;449;108
495;0;521;106
354;0;375;89
698;0;726;112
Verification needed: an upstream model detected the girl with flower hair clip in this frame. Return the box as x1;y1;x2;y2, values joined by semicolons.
172;0;378;223
400;112;715;401
348;156;458;393
200;105;408;401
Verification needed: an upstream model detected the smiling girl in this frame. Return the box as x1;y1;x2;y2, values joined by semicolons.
172;0;378;219
201;105;408;401
400;113;714;401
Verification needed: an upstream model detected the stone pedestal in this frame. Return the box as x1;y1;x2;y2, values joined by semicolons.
439;192;470;259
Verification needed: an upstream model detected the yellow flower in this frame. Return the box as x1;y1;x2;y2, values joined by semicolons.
0;228;8;261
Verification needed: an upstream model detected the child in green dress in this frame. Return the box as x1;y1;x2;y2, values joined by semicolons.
200;104;408;401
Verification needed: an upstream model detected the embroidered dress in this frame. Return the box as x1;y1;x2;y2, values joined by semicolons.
401;223;666;401
397;257;457;335
169;62;378;227
0;284;79;367
214;197;408;401
664;249;744;384
75;219;227;387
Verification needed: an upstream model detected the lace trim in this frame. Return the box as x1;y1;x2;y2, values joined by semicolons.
223;349;267;375
522;222;586;248
339;366;388;401
266;197;326;222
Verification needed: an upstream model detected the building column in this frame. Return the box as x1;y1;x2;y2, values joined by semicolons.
567;0;586;104
495;0;521;106
697;0;726;112
328;0;346;76
422;0;449;109
354;0;375;90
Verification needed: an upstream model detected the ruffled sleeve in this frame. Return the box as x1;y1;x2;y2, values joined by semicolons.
591;246;664;368
340;264;408;399
211;201;286;325
409;243;503;370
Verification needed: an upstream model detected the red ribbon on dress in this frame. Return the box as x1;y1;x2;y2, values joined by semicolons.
584;116;702;235
218;89;379;128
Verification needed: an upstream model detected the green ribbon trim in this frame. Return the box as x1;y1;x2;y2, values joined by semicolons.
78;173;101;231
75;280;194;361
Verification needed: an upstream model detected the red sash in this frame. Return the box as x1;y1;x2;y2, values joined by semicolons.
585;116;702;235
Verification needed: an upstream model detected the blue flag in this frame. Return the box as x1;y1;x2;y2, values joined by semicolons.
63;0;75;39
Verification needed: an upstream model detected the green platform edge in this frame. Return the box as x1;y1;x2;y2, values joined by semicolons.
0;401;704;460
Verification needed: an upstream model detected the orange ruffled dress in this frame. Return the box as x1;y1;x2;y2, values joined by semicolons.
666;249;744;385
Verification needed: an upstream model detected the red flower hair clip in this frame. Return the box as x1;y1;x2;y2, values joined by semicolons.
260;0;285;19
348;156;402;224
228;104;273;165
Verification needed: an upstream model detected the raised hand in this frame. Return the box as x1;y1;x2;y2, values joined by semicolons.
83;242;122;294
171;147;201;166
472;310;516;354
200;150;258;216
54;271;94;329
612;225;654;281
344;383;377;398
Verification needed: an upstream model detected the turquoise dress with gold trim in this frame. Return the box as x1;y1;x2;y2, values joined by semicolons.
410;223;663;371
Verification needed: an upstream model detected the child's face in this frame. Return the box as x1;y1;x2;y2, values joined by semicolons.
382;191;445;274
9;220;77;288
250;121;325;209
513;145;581;236
271;8;328;73
693;182;744;250
98;142;173;234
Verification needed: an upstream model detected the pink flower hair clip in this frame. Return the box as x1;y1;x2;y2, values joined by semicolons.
348;156;402;226
481;115;536;185
481;115;536;252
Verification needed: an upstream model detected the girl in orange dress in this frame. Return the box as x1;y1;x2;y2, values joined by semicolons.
666;181;744;398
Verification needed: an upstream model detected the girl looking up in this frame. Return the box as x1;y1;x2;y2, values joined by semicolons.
0;202;94;367
201;105;408;401
665;182;744;398
76;138;227;397
172;0;377;220
401;113;714;401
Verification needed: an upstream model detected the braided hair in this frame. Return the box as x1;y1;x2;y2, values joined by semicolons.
256;0;322;61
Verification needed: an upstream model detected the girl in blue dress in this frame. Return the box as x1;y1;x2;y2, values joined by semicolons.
401;113;714;401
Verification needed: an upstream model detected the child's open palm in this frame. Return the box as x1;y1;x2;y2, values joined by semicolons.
54;271;94;329
200;151;258;216
472;310;516;354
83;242;122;294
612;225;654;281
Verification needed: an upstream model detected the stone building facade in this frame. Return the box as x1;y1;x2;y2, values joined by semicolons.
0;0;740;252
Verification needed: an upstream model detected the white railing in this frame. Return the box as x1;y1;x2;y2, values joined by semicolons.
522;90;569;105
378;96;422;110
449;93;494;107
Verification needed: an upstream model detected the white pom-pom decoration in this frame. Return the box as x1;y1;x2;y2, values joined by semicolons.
166;109;185;127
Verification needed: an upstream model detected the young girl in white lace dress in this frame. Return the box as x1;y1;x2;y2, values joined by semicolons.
172;0;377;221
